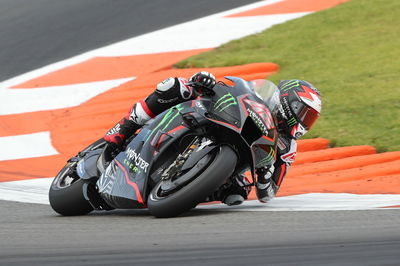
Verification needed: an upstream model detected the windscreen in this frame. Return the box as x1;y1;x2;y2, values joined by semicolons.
248;79;280;113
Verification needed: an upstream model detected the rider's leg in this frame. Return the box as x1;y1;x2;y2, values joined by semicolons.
104;77;194;149
104;101;153;148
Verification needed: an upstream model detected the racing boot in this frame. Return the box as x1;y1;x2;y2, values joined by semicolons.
255;166;278;203
218;174;251;206
103;101;153;161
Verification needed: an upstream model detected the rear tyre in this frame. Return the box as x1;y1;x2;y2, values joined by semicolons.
147;145;237;218
49;163;93;216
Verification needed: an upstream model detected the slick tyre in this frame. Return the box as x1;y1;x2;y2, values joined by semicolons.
148;145;237;218
49;163;93;216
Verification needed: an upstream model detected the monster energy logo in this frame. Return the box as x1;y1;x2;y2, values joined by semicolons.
214;93;237;112
258;149;275;166
248;109;267;134
287;117;297;126
280;80;300;92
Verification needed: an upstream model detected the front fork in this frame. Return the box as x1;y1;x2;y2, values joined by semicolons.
161;136;200;181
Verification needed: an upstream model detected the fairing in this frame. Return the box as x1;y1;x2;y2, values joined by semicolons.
213;77;279;170
97;105;191;209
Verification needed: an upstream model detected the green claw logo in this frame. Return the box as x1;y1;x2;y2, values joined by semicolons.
258;148;275;166
145;105;183;142
214;93;237;112
280;80;300;92
287;117;298;127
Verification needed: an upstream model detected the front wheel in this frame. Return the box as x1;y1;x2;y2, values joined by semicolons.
147;145;237;218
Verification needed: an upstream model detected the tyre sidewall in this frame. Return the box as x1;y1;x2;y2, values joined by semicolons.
147;145;237;218
49;172;93;216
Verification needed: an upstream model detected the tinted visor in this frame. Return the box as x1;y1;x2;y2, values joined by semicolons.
290;101;320;129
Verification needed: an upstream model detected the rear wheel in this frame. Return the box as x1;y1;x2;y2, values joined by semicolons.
147;145;237;218
49;162;94;216
49;138;108;215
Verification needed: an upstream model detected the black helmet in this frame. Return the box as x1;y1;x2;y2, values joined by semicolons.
277;79;322;139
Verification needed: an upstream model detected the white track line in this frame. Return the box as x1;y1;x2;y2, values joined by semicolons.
94;13;309;57
0;78;134;115
0;78;134;160
0;178;53;204
198;193;400;211
1;177;399;210
0;132;58;161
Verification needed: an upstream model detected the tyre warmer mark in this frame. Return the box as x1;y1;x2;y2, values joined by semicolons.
114;159;144;205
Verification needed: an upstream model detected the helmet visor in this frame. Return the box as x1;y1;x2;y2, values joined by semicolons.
290;101;320;129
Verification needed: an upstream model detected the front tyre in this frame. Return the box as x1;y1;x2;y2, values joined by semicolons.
147;145;237;218
49;163;93;216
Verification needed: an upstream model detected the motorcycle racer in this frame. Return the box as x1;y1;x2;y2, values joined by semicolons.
103;72;322;205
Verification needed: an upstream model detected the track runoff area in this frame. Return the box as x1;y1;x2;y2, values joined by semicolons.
0;0;399;212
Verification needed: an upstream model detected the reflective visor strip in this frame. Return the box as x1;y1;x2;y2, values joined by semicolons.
298;107;319;129
291;101;319;130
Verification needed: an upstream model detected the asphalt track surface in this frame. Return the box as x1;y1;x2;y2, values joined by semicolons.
1;1;400;265
1;200;400;266
0;0;258;82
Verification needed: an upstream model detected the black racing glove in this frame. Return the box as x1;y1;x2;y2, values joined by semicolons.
189;71;216;90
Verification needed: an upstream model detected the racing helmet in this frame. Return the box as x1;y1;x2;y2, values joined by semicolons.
277;79;322;139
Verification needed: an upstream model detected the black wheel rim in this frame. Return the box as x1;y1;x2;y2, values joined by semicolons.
152;152;216;200
53;163;79;189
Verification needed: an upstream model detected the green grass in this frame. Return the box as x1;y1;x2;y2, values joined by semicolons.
176;0;400;152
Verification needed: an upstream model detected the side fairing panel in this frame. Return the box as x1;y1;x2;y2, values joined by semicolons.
96;105;191;209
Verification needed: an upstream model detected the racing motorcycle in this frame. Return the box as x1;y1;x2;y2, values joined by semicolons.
49;77;281;218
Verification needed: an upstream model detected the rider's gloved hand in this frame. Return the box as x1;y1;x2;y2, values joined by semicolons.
256;165;278;203
189;71;216;90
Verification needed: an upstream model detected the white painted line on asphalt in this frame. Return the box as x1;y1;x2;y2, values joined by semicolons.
0;132;58;161
0;78;134;115
1;176;399;211
99;13;310;57
198;193;400;211
0;177;52;204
